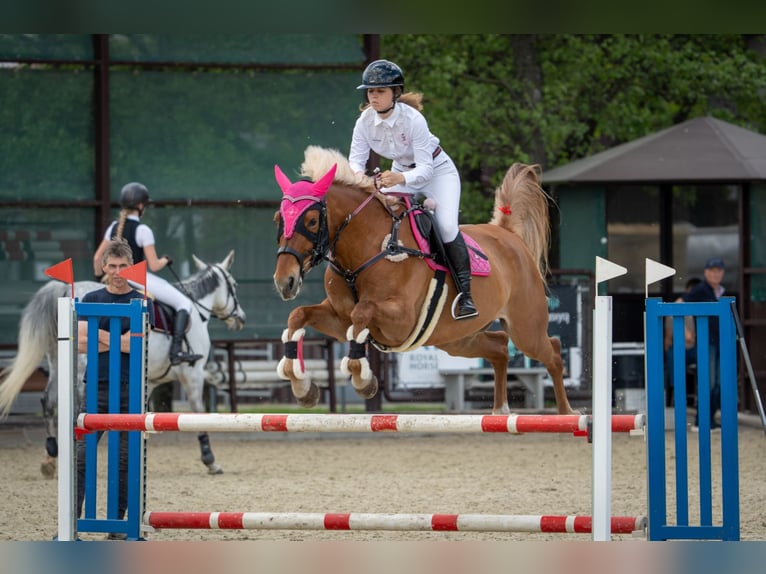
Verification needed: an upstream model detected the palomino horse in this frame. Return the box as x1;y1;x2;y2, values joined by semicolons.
272;146;576;416
0;250;246;476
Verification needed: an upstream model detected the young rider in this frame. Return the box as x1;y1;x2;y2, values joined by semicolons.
92;182;203;365
347;59;478;320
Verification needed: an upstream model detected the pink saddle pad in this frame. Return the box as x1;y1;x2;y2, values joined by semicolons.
407;209;491;277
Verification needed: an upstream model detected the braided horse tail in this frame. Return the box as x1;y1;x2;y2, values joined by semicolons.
489;163;551;282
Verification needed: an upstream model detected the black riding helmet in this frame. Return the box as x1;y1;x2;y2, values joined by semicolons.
357;60;405;90
120;182;150;210
357;60;405;112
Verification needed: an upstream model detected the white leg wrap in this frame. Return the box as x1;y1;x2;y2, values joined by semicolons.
342;325;371;381
277;356;306;381
276;357;289;380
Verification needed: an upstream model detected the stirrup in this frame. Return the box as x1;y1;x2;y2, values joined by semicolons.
171;351;203;366
450;293;478;320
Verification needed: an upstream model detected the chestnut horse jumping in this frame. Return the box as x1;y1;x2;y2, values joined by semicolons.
272;146;575;415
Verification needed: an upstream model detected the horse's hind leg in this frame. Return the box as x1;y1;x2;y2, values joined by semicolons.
40;387;57;479
183;375;223;475
546;336;577;414
439;330;511;414
511;326;577;415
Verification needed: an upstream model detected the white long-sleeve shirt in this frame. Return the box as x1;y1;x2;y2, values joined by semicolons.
348;103;441;190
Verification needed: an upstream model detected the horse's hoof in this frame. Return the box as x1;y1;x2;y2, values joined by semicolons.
207;464;224;475
40;460;56;479
354;375;379;400
297;383;320;408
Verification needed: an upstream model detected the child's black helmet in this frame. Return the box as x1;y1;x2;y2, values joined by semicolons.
357;60;405;90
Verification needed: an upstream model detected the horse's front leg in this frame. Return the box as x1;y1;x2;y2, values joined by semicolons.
277;299;347;407
341;300;379;400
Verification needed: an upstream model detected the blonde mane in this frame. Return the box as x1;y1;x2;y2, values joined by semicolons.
300;146;376;191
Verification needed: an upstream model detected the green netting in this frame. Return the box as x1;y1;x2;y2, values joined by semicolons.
0;34;93;60
109;69;361;201
108;34;365;65
0;68;94;201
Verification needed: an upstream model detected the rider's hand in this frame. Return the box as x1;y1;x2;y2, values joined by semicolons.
163;255;173;267
378;170;404;189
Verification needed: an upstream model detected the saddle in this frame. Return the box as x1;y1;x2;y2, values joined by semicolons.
400;197;491;277
152;301;175;334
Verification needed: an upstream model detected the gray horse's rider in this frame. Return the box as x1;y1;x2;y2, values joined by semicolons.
92;182;202;365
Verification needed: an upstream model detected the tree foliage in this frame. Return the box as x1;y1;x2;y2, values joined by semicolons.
383;34;766;223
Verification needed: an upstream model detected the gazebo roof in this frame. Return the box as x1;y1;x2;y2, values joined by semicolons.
542;116;766;184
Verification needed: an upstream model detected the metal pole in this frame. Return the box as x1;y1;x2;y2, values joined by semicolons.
56;297;76;541
592;295;613;541
729;300;766;434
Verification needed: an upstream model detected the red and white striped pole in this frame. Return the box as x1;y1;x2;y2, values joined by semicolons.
144;511;646;534
77;412;645;435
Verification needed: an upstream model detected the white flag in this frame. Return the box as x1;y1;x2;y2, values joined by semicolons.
595;256;628;284
645;258;676;286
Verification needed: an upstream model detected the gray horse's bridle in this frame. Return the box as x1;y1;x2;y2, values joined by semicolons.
198;264;243;322
169;263;242;323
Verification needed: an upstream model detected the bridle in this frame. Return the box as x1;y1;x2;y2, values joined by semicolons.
167;263;243;323
276;201;329;277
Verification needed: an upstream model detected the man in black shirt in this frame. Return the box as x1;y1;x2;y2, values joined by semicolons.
76;239;153;539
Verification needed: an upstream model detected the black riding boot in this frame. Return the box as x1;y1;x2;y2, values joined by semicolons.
170;310;204;365
443;235;479;320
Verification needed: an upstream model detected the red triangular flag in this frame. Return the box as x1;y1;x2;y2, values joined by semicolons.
45;258;75;298
45;258;74;284
118;260;147;298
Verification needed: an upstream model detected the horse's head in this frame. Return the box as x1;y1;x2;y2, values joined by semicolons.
273;163;337;300
191;250;246;331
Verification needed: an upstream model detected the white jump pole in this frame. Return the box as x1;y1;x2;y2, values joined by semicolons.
592;257;627;541
57;297;76;542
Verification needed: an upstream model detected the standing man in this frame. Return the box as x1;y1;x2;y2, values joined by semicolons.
664;277;702;407
76;238;153;539
683;257;726;431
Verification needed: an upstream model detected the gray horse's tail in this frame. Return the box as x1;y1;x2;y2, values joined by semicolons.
0;281;67;417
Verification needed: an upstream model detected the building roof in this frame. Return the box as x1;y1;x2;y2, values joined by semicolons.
542;116;766;185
